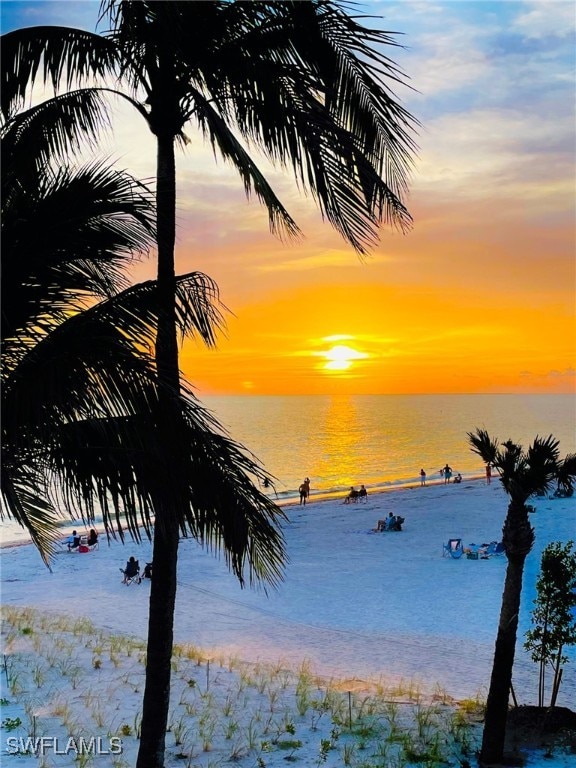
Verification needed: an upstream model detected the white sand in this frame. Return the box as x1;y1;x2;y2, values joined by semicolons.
1;479;575;765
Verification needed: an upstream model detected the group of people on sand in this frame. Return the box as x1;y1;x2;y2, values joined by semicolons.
420;466;462;486
439;463;461;484
343;485;368;504
375;512;404;532
65;528;99;552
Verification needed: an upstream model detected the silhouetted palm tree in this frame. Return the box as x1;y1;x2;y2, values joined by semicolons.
2;99;285;584
2;100;155;557
468;428;575;765
2;4;417;764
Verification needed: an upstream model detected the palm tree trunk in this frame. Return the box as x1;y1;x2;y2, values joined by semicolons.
136;131;180;768
480;552;527;766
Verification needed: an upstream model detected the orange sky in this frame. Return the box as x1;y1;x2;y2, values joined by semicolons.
128;3;575;396
124;133;575;395
7;0;575;396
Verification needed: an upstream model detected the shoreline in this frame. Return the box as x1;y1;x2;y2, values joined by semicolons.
0;472;488;549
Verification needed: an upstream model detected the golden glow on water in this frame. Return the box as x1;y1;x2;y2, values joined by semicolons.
315;395;362;486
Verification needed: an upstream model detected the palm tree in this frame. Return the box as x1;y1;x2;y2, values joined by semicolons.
2;100;156;557
2;98;286;577
467;428;575;766
2;3;417;764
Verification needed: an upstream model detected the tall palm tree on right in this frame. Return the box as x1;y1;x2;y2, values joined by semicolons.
468;428;575;766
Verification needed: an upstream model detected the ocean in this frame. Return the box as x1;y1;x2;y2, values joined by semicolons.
0;393;574;543
203;393;576;501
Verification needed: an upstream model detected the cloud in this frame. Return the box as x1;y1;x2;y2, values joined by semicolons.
512;0;576;39
414;106;575;202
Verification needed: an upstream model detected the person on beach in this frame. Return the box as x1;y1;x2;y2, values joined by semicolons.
121;556;140;584
485;463;492;485
87;529;98;548
67;530;81;551
442;464;452;484
358;485;368;501
343;487;359;504
376;512;394;531
420;468;426;486
453;473;462;484
299;478;310;505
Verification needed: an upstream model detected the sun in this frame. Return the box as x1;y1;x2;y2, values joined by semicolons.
323;344;368;371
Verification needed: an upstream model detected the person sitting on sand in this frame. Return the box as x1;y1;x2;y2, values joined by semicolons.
143;562;153;580
67;530;81;551
358;485;368;502
344;487;359;504
121;556;140;584
87;529;99;547
453;473;462;484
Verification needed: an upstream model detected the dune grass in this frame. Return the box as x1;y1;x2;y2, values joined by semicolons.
0;606;492;767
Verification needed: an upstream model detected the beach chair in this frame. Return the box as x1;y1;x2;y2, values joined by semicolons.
120;559;141;585
442;538;464;558
484;541;505;557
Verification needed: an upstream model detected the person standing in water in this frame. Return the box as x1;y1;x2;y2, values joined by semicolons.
420;468;426;486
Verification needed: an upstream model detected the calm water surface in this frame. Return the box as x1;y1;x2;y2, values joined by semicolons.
203;394;576;500
1;394;574;543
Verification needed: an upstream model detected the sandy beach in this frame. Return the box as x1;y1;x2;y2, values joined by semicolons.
1;478;575;766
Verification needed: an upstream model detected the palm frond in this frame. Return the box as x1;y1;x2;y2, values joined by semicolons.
2;157;155;347
191;90;301;241
467;428;499;464
32;390;286;587
556;453;576;493
0;469;64;566
1;26;119;121
3;269;225;438
1;90;111;171
181;0;417;252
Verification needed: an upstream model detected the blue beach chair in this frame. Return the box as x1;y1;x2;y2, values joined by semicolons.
484;541;505;557
442;538;464;559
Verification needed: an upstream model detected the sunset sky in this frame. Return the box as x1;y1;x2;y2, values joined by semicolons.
3;0;575;395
